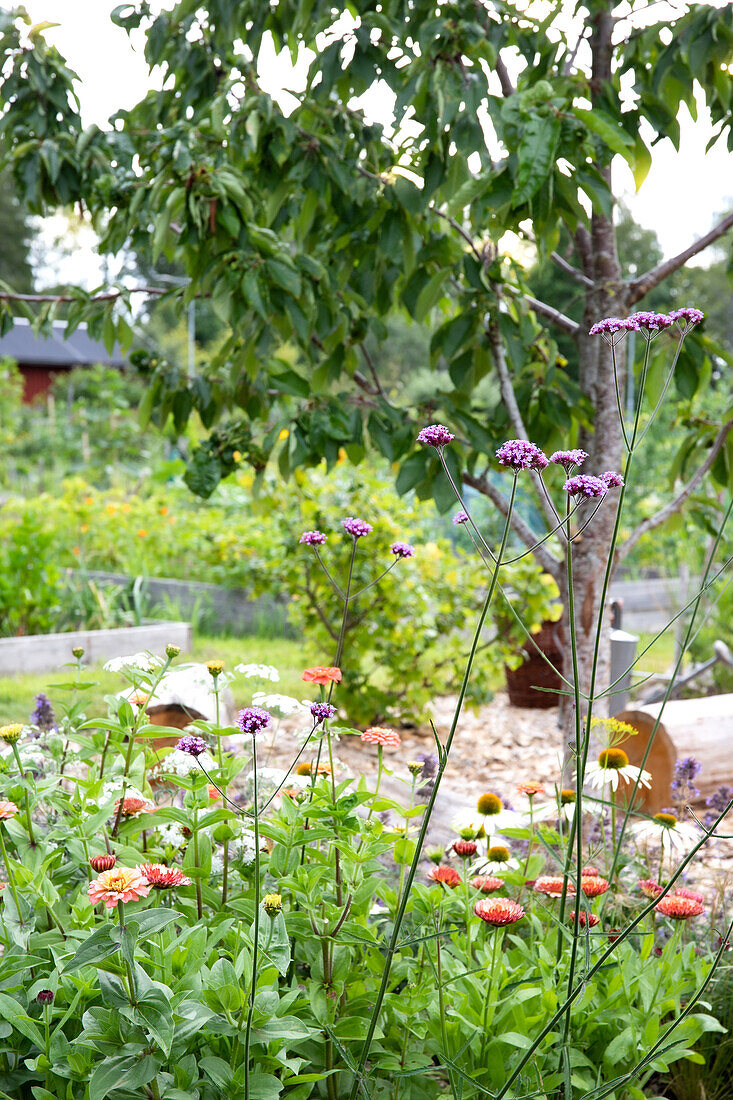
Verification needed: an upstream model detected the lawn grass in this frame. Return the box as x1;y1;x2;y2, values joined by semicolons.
0;634;316;724
635;630;677;676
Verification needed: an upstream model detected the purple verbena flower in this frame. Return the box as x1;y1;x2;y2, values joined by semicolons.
177;734;208;757
452;511;469;525
669;307;704;327
496;439;549;471
589;317;638;337
628;311;675;335
310;701;337;725
299;530;327;546
236;707;272;736
30;692;56;733
390;541;415;558
703;785;733;828
600;471;624;488
564;474;608;498
342;517;373;539
549;449;588;471
417;424;455;448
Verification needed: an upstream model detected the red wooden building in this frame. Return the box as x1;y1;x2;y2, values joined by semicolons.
0;318;125;402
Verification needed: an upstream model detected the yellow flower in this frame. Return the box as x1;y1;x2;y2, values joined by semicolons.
278;428;289;441
0;723;24;744
232;450;242;462
83;495;94;505
263;893;282;914
105;503;117;515
137;529;147;539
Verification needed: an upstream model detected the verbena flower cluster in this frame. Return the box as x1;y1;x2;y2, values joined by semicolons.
236;707;272;735
496;439;549;471
176;734;208;757
549;449;588;470
564;474;610;498
299;530;327;546
390;541;415;558
310;701;337;725
590;307;703;338
342;516;373;539
416;423;455;447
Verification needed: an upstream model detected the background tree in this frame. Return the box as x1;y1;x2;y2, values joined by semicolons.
0;1;731;725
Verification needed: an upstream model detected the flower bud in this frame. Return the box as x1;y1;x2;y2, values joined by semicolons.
0;723;24;744
36;989;54;1004
89;853;117;873
165;644;180;659
407;761;423;777
207;660;225;678
263;893;282;914
72;647;84;659
426;845;444;865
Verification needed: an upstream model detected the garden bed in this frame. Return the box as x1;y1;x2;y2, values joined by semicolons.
0;620;192;674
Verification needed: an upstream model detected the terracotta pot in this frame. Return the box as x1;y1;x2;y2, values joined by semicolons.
504;621;563;709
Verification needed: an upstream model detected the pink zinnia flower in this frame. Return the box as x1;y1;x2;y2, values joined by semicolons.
0;801;19;820
474;898;525;926
88;867;152;909
517;781;545;797
638;879;664;899
656;895;705;920
673;887;705;905
302;666;342;685
427;865;461;888
137;863;191;889
453;839;478;858
114;797;155;818
581;876;609;898
470;875;504;894
534;876;576;898
361;726;401;748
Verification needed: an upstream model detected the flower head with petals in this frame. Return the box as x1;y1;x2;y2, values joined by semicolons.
236;707;272;736
176;734;208;757
114;796;156;818
549;449;588;471
310;701;337;725
496;439;548;471
342;517;373;539
299;530;327;546
534;875;576;897
390;542;415;559
137;863;191;889
428;865;461;888
564;474;608;499
0;800;19;820
581;876;609;898
361;726;401;748
584;748;651;793
302;666;342;685
452;510;469;525
474;898;524;926
601;471;624;489
88;867;152;909
471;875;505;893
417;424;455;448
573;910;600;928
656;894;705;920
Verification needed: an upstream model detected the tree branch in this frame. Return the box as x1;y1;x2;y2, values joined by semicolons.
525;295;581;336
462;470;562;578
627;211;733;305
495;54;515;97
0;286;174;303
616;419;733;564
550;251;593;288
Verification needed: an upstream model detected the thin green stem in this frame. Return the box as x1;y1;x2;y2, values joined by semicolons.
243;736;260;1100
0;827;23;923
479;929;502;1068
11;742;36;845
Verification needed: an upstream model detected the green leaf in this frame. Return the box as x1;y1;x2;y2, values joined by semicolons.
265;258;301;298
632;133;652;190
63;925;122;971
89;1054;158;1100
575;107;635;165
414;269;449;323
512;114;561;207
0;992;45;1048
128;908;181;938
247;1071;284;1100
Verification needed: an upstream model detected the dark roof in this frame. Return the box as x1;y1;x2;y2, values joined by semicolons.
0;318;126;368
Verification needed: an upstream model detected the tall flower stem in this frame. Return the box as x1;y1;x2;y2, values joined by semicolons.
346;474;518;1100
192;802;203;920
213;678;231;907
116;902;137;1006
479;929;502;1068
11;743;36;845
243;736;260;1100
0;827;22;920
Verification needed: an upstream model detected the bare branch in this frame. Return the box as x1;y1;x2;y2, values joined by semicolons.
526;295;581;336
550;251;593;288
616;419;733;563
359;342;387;399
431;206;483;261
0;286;173;304
462;470;562;579
627;211;733;305
495;54;515;97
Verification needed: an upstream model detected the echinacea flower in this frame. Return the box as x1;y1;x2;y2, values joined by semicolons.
417;424;455;448
361;727;401;748
299;530;327;546
453;839;478;858
474;898;524;926
428;865;461;888
236;707;272;736
655;895;705;920
584;748;651;793
534;876;576;898
137;863;191;889
482;845;521;871
302;666;342;685
471;875;505;893
390;542;415;559
89;853;117;873
114;797;156;819
581;876;609;898
342;517;373;539
632;812;698;853
0;801;19;820
549;449;588;470
496;439;548;471
87;867;152;909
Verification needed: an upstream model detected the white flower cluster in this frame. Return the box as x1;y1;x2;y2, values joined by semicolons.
99;781;147;805
158;822;188;849
158;748;217;778
103;651;164;673
251;692;309;719
234;663;280;682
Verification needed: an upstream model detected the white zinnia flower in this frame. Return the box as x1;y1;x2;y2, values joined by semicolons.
583;748;651;793
632;812;700;853
234;663;280;682
103;651;165;673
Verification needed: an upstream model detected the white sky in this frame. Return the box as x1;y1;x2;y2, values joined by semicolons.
16;0;733;286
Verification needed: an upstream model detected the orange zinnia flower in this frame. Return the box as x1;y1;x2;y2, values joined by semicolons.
114;796;155;818
534;876;576;897
361;727;401;748
427;865;461;888
87;867;152;909
517;781;545;796
470;875;505;893
302;666;342;685
581;876;609;898
656;895;705;920
0;801;19;820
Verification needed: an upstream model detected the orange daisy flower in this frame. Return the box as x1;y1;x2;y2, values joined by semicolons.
361;727;401;748
87;867;152;909
302;667;342;685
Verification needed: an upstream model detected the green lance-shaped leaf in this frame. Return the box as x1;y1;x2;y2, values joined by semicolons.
512;114;562;207
574;107;635;165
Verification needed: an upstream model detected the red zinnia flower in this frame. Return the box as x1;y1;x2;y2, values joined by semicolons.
89;853;117;873
534;876;576;897
470;875;504;894
638;879;664;899
474;898;525;926
361;727;401;748
656;895;705;920
114;797;156;818
453;839;478;858
137;863;191;889
581;876;609;898
302;666;342;685
427;865;461;888
572;910;600;928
